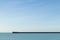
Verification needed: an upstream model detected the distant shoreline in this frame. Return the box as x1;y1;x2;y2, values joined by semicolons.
12;32;60;34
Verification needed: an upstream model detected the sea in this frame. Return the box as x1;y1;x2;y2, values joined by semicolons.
0;33;60;40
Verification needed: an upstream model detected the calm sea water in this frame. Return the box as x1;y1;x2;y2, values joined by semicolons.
0;33;60;40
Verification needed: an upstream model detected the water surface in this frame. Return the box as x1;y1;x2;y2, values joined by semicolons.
0;33;60;40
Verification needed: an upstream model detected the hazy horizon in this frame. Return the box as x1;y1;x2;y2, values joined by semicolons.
0;0;60;32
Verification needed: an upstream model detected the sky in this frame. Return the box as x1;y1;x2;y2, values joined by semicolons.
0;0;60;32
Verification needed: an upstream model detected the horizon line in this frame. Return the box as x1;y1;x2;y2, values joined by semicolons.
12;32;60;34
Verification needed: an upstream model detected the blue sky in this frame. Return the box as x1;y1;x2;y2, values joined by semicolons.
0;0;60;32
